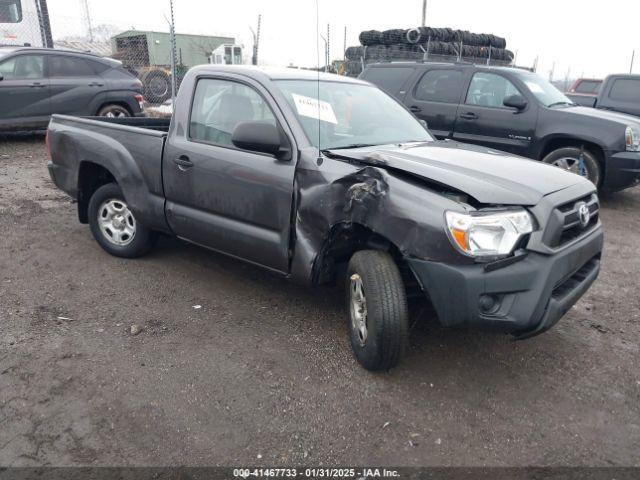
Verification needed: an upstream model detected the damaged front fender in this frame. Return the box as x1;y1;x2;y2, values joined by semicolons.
288;148;471;285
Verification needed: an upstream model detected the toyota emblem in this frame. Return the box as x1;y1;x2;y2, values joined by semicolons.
577;203;590;228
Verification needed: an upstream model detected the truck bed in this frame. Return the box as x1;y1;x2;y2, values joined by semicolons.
47;114;170;233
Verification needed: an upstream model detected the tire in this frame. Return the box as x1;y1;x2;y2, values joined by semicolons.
542;147;602;187
97;104;131;118
346;250;409;371
88;183;157;258
142;69;171;104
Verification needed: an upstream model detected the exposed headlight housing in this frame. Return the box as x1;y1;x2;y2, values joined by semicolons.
625;126;640;152
445;209;534;258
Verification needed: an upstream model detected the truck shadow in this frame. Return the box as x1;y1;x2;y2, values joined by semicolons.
151;234;574;381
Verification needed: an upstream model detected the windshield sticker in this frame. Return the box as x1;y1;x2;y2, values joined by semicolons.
525;81;545;94
292;93;338;125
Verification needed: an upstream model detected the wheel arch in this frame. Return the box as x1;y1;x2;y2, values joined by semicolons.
312;222;411;286
538;135;606;182
77;161;117;223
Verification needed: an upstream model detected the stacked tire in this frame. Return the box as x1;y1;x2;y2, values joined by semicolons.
346;25;514;76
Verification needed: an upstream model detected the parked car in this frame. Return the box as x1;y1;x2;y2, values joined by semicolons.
47;66;602;371
566;74;640;118
565;78;603;107
360;63;640;192
0;46;145;131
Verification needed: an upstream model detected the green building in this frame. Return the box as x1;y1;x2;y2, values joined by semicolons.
111;30;235;68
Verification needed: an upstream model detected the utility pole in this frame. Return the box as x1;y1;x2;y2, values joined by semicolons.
631;50;635;74
326;24;330;70
549;61;555;81
343;26;347;61
80;0;93;42
421;0;427;27
250;14;262;66
168;0;177;103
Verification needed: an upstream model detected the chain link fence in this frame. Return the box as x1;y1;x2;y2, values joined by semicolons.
1;0;243;115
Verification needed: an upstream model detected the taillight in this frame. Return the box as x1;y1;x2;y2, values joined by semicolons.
134;94;145;111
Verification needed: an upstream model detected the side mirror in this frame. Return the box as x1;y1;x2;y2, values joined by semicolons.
232;121;283;157
503;94;527;111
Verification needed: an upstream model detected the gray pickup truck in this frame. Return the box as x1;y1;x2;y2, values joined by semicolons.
47;65;603;371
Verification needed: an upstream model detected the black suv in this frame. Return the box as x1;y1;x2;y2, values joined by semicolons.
0;47;145;131
361;62;640;192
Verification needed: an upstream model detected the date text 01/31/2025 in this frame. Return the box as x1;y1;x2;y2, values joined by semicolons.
233;468;400;478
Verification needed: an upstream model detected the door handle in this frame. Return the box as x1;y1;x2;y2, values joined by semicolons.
460;112;479;120
88;82;105;87
173;155;193;169
409;105;422;113
29;82;46;88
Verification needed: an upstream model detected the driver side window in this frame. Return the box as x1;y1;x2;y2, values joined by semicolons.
465;72;520;108
0;55;44;80
189;78;276;147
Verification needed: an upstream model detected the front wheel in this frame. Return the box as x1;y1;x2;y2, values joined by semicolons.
88;183;156;258
346;250;409;371
542;147;602;187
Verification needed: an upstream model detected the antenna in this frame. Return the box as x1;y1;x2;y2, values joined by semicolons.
315;0;322;159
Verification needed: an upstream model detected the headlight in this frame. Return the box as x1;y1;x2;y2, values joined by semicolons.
445;209;534;258
625;126;640;152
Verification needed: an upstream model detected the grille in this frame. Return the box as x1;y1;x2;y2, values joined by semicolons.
552;194;600;248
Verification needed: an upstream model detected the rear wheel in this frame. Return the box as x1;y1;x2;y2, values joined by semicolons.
97;104;131;118
346;250;409;371
88;183;156;258
542;147;602;187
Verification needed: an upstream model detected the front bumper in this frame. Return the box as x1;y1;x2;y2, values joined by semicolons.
603;151;640;191
407;227;603;338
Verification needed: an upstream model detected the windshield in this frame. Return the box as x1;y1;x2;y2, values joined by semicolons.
516;72;573;107
275;80;433;150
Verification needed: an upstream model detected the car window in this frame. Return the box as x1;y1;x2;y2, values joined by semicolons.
190;78;276;147
609;79;640;103
49;56;102;77
466;72;520;108
0;54;44;79
575;80;601;94
363;67;414;95
0;0;22;23
414;69;464;103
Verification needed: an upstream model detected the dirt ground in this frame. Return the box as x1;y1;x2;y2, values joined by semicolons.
0;134;639;467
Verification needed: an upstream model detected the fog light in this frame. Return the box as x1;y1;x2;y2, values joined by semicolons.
479;294;498;313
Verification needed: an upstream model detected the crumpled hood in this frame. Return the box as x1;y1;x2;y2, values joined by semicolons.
327;141;589;206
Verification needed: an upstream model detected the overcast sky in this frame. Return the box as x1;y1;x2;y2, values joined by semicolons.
47;0;640;81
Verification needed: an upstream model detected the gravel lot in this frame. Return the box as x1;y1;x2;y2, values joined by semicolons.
0;134;639;467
